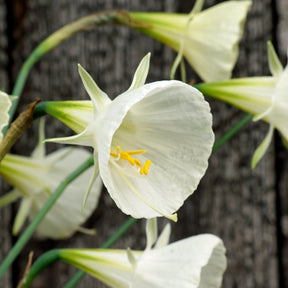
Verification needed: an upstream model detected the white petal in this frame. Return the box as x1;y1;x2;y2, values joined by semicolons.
267;41;284;78
185;1;252;82
78;64;111;111
127;53;150;92
145;218;158;250
45;121;96;147
0;91;12;143
13;197;32;235
190;0;204;15
251;124;274;169
31;117;46;159
154;223;171;249
97;80;213;219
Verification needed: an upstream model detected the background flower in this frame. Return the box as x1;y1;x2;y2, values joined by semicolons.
0;118;102;239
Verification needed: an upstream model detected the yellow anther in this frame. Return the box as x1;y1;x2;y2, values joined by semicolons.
110;145;151;175
135;158;144;175
126;149;146;155
143;160;152;175
120;152;135;166
110;150;118;157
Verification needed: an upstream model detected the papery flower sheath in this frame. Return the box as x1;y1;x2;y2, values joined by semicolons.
44;54;214;221
0;118;102;239
129;0;252;82
59;219;227;288
0;91;12;143
196;42;288;168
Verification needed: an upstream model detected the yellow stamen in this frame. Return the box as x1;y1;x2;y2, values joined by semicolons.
135;158;144;175
110;145;151;176
144;160;152;175
126;149;146;155
120;152;135;166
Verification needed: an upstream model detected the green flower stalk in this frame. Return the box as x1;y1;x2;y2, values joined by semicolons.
0;118;102;239
196;42;288;168
59;219;227;288
129;0;252;82
42;54;214;222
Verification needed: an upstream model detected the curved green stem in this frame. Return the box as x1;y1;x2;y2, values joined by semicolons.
0;156;94;279
22;217;137;288
8;10;146;130
212;114;252;152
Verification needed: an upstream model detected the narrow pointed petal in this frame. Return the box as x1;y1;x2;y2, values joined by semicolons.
13;197;32;235
154;223;171;249
267;41;284;78
145;218;158;250
82;151;99;210
190;0;205;15
0;189;20;209
127;53;150;92
0;91;12;143
251;125;274;169
78;64;111;111
45;124;95;147
31;117;46;159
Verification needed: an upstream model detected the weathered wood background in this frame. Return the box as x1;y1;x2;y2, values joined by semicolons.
0;0;287;287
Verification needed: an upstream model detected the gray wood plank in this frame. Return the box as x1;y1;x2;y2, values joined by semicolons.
0;0;12;287
276;0;288;287
1;0;281;287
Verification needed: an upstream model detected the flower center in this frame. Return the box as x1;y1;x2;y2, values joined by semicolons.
110;146;151;175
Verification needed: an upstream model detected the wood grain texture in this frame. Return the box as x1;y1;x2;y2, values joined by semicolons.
0;1;12;288
276;1;288;287
0;0;286;287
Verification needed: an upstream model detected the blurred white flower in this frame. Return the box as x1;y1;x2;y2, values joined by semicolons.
0;118;102;239
196;42;288;168
129;0;252;82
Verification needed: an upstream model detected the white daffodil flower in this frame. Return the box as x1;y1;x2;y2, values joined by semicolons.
0;118;102;239
59;219;227;288
44;54;214;221
129;0;252;82
0;91;12;143
196;42;288;168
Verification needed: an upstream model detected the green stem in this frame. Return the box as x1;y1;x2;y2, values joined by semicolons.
8;10;146;130
0;156;94;279
22;217;137;288
212;114;253;152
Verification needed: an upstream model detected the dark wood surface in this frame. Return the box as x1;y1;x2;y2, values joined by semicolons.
0;0;287;287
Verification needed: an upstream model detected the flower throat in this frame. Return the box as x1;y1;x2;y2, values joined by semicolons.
110;146;151;175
